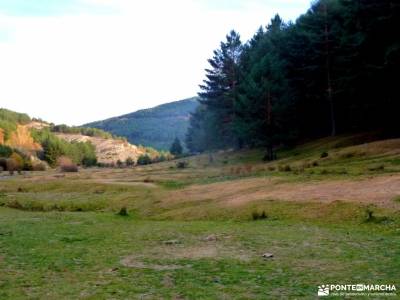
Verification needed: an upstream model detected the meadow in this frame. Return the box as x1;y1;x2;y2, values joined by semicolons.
1;135;400;299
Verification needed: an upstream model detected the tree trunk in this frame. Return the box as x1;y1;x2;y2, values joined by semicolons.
263;84;275;161
263;144;275;161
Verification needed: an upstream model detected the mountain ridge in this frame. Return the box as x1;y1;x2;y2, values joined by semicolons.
84;97;200;151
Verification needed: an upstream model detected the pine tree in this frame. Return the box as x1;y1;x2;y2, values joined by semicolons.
235;15;294;160
198;30;243;149
170;137;183;156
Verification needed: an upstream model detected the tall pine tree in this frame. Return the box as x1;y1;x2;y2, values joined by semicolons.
198;30;242;149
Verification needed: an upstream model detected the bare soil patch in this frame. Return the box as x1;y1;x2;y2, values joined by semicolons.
120;256;184;270
169;175;400;209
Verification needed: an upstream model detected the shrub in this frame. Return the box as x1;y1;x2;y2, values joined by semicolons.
176;161;189;169
117;207;128;216
143;177;154;183
156;154;167;163
0;158;7;171
268;165;276;171
170;137;183;156
364;208;375;222
60;164;78;172
137;154;152;165
6;158;18;175
252;210;267;220
116;159;124;168
252;211;260;220
0;145;12;157
31;128;97;167
125;157;134;167
320;151;329;158
260;211;268;219
58;156;78;172
22;159;33;171
32;162;47;171
9;153;23;171
279;165;291;172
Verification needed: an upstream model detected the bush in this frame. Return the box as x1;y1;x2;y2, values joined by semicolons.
312;161;319;167
252;210;268;220
60;164;78;172
117;207;128;216
116;159;124;168
0;145;12;157
0;158;7;171
6;158;17;175
9;153;23;171
176;161;189;169
320;151;329;158
32;162;47;171
58;156;78;172
125;157;134;167
137;154;152;165
170;137;183;156
31;128;97;167
279;165;291;172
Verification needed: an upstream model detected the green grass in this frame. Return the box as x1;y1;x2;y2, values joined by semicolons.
0;208;399;299
1;136;400;298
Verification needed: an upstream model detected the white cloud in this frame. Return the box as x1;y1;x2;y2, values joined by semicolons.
0;0;310;125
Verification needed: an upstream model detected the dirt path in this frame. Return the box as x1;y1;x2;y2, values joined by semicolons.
170;174;400;209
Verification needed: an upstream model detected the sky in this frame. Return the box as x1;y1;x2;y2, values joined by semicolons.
0;0;311;125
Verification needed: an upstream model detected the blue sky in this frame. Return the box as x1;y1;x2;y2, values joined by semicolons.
0;0;311;125
0;0;110;16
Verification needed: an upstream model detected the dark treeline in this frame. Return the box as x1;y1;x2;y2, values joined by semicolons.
186;0;399;159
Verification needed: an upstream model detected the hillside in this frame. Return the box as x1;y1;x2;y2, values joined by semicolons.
85;97;199;150
0;108;163;167
55;133;145;165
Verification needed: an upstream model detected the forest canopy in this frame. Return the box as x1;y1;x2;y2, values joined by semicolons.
186;0;399;158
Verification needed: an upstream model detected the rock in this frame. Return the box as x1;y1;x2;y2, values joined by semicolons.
203;234;217;242
262;253;274;259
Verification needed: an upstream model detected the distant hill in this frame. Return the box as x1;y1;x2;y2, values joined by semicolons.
85;97;200;150
0;108;164;167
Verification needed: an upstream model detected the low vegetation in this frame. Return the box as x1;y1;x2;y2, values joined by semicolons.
0;108;30;141
50;124;125;140
0;135;399;298
31;128;97;167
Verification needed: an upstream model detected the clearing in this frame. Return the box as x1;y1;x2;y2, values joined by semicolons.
0;135;399;299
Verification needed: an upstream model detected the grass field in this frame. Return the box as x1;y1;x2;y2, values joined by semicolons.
1;136;400;299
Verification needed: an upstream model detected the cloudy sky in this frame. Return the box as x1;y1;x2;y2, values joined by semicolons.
0;0;311;125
